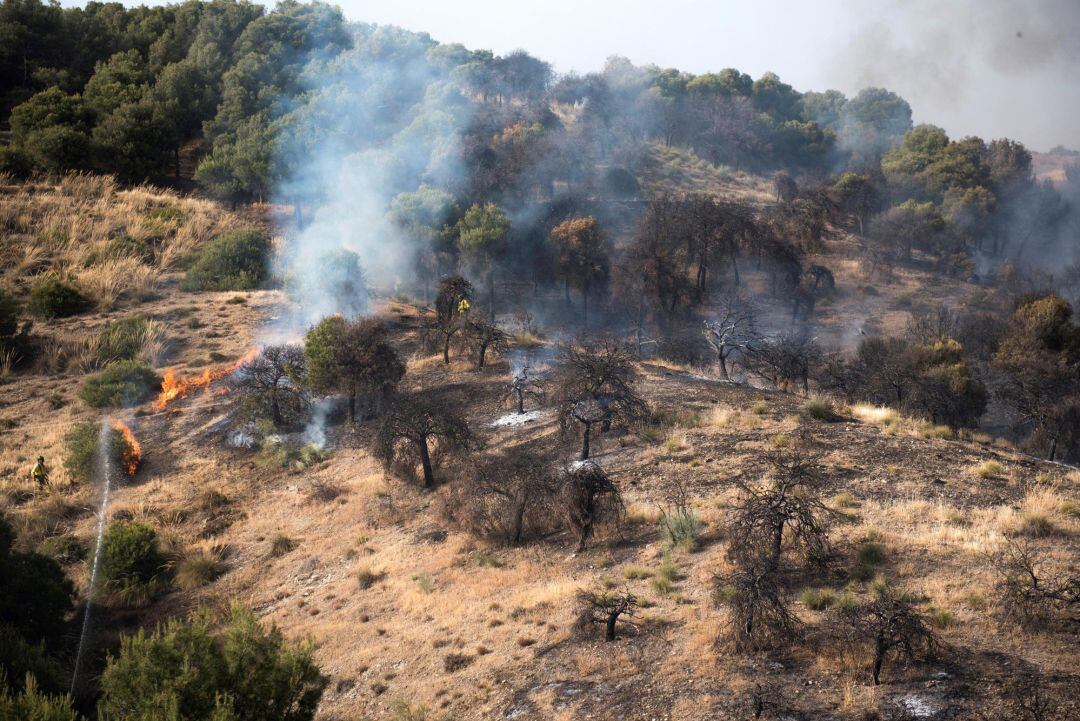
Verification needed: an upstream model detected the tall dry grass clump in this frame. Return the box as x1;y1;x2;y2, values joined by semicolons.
77;258;160;310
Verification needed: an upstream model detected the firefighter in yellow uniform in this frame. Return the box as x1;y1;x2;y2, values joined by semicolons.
457;297;471;315
30;456;50;492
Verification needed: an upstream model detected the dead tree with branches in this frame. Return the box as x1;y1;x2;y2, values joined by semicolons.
375;391;482;489
464;317;508;369
702;292;758;381
727;434;836;572
839;585;941;685
233;344;309;428
553;337;648;460
745;330;821;395
443;446;558;545
714;559;801;652
991;539;1079;630
503;365;544;414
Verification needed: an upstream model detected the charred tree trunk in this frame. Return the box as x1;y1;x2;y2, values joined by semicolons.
769;521;784;572
512;499;526;545
605;610;620;641
443;334;452;365
718;351;729;381
872;640;886;685
580;421;592;461
419;437;435;489
582;279;590;327
515;389;524;414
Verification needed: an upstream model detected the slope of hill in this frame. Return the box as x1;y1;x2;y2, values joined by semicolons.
1;180;1077;720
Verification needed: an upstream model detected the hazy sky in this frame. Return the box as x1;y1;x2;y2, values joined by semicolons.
87;0;1080;151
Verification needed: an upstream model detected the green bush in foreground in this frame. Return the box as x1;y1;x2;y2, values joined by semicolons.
77;360;160;408
181;229;271;292
27;278;90;320
0;674;82;721
99;521;164;587
98;608;325;721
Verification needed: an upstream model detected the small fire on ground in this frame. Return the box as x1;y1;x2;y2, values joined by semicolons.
110;419;142;476
152;348;260;411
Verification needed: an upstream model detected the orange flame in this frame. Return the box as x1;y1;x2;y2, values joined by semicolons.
110;419;142;476
152;347;260;411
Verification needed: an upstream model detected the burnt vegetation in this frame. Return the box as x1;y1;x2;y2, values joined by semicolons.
2;1;1080;719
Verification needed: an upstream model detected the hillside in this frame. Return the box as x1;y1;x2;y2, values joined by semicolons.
1;178;1078;721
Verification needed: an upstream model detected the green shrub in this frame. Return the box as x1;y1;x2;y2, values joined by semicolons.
89;234;154;264
27;278;89;319
0;624;67;698
0;513;75;647
181;228;271;292
173;550;222;591
36;534;87;565
804;395;837;421
270;534;296;557
100;521;164;586
659;509;699;551
856;541;887;566
63;421;107;483
98;608;326;721
850;539;887;581
97;315;155;362
0;288;32;362
0;146;34;179
929;607;956;628
800;587;837;610
0;674;82;721
356;567;381;590
77;360;159;408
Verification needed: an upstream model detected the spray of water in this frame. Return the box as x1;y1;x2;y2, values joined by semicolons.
69;415;115;697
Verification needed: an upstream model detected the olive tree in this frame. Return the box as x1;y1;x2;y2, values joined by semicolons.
553;338;648;460
375;391;481;489
305;317;405;422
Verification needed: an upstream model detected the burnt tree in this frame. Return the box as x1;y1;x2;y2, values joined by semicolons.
576;588;638;641
464;317;508;369
444;446;558;545
559;460;623;552
375;391;481;489
554;338;648;461
839;585;941;685
503;365;544;414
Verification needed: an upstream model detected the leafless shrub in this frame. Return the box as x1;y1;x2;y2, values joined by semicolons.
745;330;821;394
991;539;1079;630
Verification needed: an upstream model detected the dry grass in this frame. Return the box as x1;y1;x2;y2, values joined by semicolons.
0;175;242;306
